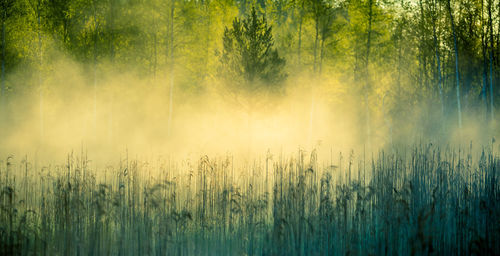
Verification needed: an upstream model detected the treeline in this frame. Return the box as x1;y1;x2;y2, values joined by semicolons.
0;0;499;138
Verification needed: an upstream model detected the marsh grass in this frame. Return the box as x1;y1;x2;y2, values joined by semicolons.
0;144;498;255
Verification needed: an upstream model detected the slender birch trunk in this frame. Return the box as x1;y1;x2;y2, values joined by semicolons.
37;2;43;139
205;1;211;79
313;14;319;73
319;12;332;76
1;10;5;100
319;35;325;76
481;0;488;119
432;0;444;116
397;23;402;95
167;0;175;137
419;0;428;90
365;0;374;145
153;16;157;80
447;0;462;129
108;0;115;143
297;1;304;66
309;4;321;148
93;0;98;131
109;0;115;62
488;0;495;121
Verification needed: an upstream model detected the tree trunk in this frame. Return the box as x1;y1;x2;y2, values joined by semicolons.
482;0;489;120
397;23;402;96
313;14;319;73
153;16;157;80
205;1;211;79
366;0;373;72
297;3;303;66
432;0;444;116
319;12;332;76
93;3;98;131
167;0;175;137
108;0;115;143
310;4;322;148
319;34;325;76
489;47;494;122
488;0;494;121
365;0;374;146
37;4;43;139
108;0;115;62
62;16;69;45
447;0;462;129
1;14;5;100
418;0;428;91
497;0;500;68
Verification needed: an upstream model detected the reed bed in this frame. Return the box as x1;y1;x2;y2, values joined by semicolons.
0;144;498;255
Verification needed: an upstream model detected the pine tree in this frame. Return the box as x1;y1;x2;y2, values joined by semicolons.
221;7;286;92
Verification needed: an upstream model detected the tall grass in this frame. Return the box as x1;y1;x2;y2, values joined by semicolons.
0;144;498;255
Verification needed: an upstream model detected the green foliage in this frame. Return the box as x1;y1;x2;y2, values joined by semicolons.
0;0;16;21
221;7;286;92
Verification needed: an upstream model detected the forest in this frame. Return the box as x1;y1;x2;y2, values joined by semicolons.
0;0;498;149
0;0;499;255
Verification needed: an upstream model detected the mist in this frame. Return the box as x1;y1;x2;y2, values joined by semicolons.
0;0;498;167
0;58;359;162
1;52;496;166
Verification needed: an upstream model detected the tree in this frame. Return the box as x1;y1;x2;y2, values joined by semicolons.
428;0;444;116
220;7;286;92
296;0;306;66
318;3;345;75
27;0;46;139
481;0;488;119
446;0;462;129
310;0;325;73
487;0;495;121
107;0;117;62
92;0;98;130
167;0;175;137
45;0;72;46
0;0;15;100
